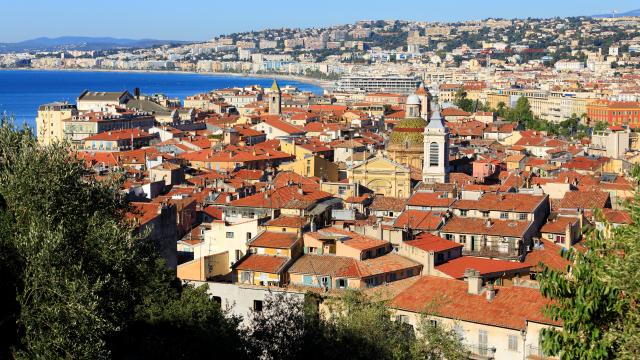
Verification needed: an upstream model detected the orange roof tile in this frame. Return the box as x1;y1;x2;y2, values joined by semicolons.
390;276;559;330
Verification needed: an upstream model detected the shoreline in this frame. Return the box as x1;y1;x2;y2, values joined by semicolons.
0;67;332;90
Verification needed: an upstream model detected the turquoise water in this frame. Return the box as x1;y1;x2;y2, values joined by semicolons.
0;70;322;128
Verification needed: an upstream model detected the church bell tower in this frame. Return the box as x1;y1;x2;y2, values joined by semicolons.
422;102;450;184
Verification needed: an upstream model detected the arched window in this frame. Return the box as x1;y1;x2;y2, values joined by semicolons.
429;142;439;167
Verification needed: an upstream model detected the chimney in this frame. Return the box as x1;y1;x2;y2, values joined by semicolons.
225;195;231;203
464;269;482;295
485;219;492;227
486;283;496;301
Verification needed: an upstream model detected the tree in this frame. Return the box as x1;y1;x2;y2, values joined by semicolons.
0;120;244;359
594;121;609;133
244;290;465;360
453;88;474;113
538;169;640;359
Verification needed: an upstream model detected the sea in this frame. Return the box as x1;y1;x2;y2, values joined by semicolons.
0;70;323;128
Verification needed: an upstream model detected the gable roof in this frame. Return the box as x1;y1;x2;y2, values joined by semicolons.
233;254;288;274
390;276;559;330
249;231;299;249
404;233;463;252
435;256;531;279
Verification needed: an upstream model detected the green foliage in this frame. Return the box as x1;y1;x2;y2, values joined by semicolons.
490;98;589;139
0;120;243;359
538;172;640;359
594;121;610;133
245;290;466;360
453;88;474;113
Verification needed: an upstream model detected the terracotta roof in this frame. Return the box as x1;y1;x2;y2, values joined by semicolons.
369;195;406;212
441;217;531;238
233;253;288;273
452;193;546;213
228;186;331;209
265;216;308;228
259;118;305;134
356;253;422;277
540;216;579;234
441;107;471;117
288;254;360;278
249;231;299;249
232;169;264;180
393;210;443;231
126;202;161;226
601;209;633;225
390;276;559;330
407;192;455;208
557;191;610;210
316;227;388;251
404;233;463;252
435;256;531;279
523;239;572;272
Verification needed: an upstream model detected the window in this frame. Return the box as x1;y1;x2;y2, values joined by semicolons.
253;300;263;312
241;271;251;283
519;213;527;220
555;235;565;244
336;278;347;289
429;142;439;167
235;250;242;261
445;234;454;241
460;210;468;217
478;330;489;356
500;212;509;220
226;232;234;239
303;275;313;286
508;334;518;351
320;276;330;288
429;319;438;328
212;296;222;305
246;232;252;240
482;211;490;218
460;235;466;244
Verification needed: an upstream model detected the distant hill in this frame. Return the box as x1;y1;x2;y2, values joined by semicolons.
592;8;640;18
0;36;189;53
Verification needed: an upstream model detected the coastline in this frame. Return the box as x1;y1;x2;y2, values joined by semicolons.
0;67;333;90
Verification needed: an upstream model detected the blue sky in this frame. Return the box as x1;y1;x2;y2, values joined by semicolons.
1;0;637;42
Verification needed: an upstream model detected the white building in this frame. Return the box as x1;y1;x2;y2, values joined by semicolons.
422;104;450;184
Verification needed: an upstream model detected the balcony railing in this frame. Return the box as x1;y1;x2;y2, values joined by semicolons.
526;344;552;359
463;245;520;260
465;344;495;359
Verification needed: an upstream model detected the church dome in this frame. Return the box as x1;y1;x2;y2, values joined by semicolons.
388;117;427;147
406;94;421;105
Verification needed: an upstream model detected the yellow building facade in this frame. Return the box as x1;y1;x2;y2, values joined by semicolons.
347;155;412;198
36;102;78;145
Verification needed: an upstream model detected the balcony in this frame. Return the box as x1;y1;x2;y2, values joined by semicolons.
462;245;520;260
465;344;495;359
526;344;553;359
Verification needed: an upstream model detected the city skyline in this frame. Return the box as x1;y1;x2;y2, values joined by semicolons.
1;0;637;42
